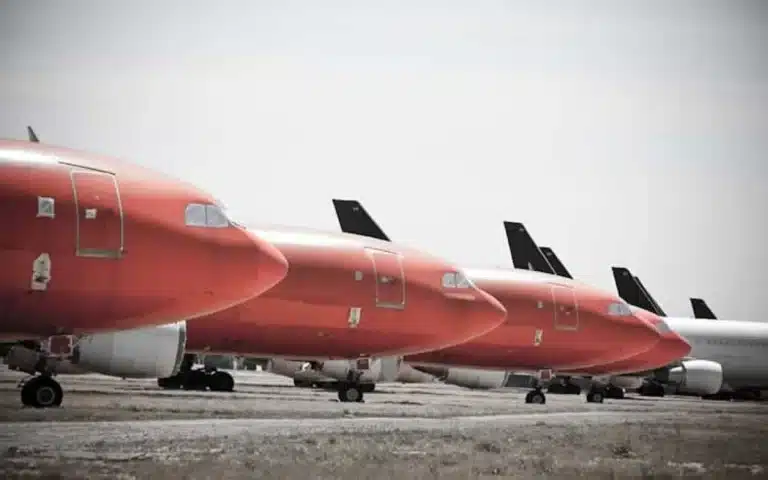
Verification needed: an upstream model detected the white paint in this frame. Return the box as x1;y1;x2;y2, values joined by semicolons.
0;148;59;165
30;253;51;291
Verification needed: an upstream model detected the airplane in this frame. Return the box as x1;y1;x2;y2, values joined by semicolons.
325;199;680;404
149;223;508;403
1;130;290;407
612;266;768;401
504;225;766;402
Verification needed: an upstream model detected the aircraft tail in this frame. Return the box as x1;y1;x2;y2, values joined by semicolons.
539;247;573;279
332;199;390;241
611;267;666;316
27;126;39;143
634;276;667;317
502;221;556;274
690;298;717;319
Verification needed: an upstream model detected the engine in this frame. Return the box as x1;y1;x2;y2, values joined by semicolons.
265;358;305;377
607;375;646;390
6;322;186;379
443;367;510;390
659;359;723;395
72;321;187;378
396;363;438;383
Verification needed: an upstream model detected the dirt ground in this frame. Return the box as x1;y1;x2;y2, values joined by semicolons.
0;367;767;479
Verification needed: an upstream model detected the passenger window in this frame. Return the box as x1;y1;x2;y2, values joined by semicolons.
185;203;207;227
205;205;230;228
442;272;457;288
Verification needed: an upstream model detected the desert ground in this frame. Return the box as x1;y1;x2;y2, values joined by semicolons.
1;366;767;479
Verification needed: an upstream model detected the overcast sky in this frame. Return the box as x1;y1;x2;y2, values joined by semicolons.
2;0;766;320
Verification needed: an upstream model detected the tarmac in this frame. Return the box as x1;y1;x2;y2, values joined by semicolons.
1;366;767;479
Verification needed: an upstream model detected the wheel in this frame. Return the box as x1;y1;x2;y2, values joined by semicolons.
547;383;565;394
158;376;182;389
209;371;235;392
565;383;582;395
525;390;546;404
605;385;624;399
586;390;604;403
182;370;209;390
21;376;63;408
338;385;364;403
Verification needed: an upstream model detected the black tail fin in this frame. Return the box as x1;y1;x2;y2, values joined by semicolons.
612;267;666;316
332;199;390;241
502;221;556;274
633;276;667;317
539;247;573;279
690;298;717;319
27;126;39;143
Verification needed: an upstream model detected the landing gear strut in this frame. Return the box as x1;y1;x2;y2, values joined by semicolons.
157;354;235;392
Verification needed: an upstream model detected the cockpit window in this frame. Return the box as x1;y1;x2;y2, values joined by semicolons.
185;204;208;227
608;302;632;316
205;204;230;228
442;271;472;289
185;203;231;228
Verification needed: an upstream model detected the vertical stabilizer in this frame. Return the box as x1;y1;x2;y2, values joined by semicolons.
690;298;718;319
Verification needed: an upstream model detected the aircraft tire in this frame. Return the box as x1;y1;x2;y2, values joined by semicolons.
21;376;63;408
209;371;235;392
338;384;364;403
586;390;604;403
525;390;546;404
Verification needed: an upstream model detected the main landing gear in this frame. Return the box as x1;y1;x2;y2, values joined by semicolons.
637;380;666;397
586;388;605;403
525;388;546;404
547;377;582;395
7;342;66;408
157;354;235;392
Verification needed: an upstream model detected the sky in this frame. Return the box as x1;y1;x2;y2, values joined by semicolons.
1;0;766;320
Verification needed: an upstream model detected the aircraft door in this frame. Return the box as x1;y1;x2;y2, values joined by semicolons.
70;169;124;258
367;248;406;309
551;285;579;331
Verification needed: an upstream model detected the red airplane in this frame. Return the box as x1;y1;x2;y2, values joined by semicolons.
330;199;669;404
486;221;691;400
158;224;508;402
1;133;289;407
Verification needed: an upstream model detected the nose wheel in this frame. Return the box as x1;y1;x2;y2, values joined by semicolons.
20;376;63;408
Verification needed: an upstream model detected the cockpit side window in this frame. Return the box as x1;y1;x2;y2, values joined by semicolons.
442;271;472;289
205;204;230;228
185;203;231;228
608;302;632;316
185;203;208;227
442;272;457;288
